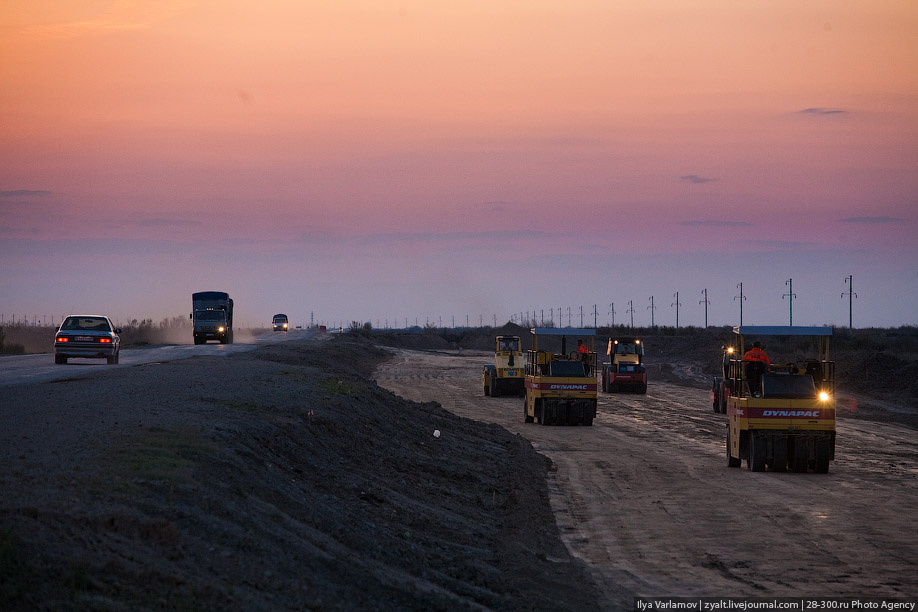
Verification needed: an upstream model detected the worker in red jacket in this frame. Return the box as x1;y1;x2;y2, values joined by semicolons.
743;341;770;368
743;341;770;396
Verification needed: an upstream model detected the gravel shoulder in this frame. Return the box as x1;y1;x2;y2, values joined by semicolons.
0;335;601;611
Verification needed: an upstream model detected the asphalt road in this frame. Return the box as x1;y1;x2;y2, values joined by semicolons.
0;330;312;388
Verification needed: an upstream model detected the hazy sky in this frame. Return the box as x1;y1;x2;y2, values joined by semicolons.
2;1;916;330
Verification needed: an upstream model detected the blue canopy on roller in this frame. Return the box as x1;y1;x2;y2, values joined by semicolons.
733;326;832;336
530;328;595;336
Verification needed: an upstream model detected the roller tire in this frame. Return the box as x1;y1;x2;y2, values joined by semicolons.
748;433;766;472
791;437;809;473
814;437;831;474
523;398;533;423
771;436;788;472
727;426;741;468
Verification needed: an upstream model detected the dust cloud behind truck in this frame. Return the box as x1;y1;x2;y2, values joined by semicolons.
191;291;234;344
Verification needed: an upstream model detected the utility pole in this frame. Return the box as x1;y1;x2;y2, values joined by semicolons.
579;305;584;327
609;302;616;327
734;283;746;326
842;275;857;329
593;304;598;328
671;292;681;328
567;307;572;327
783;278;797;326
699;288;710;328
627;300;635;329
647;296;656;327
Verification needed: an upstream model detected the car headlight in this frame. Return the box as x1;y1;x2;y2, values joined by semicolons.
218;326;225;333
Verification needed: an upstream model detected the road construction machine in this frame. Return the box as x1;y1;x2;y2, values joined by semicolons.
523;328;597;426
482;335;525;397
601;337;647;393
720;326;836;473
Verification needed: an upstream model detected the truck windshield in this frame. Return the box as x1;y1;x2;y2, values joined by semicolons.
196;310;226;321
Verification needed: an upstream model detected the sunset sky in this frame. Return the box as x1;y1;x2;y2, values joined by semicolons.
2;0;916;331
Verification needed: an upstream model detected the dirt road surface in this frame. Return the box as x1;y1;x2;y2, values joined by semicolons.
376;348;918;609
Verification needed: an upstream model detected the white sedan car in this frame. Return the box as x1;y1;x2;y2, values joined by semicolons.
54;315;122;364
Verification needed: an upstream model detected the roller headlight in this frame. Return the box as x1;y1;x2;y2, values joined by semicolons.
819;391;830;401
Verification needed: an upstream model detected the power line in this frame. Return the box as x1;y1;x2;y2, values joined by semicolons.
842;275;857;329
734;282;746;326
782;278;797;326
671;292;681;328
699;288;710;328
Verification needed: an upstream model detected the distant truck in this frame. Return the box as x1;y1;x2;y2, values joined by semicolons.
601;337;647;393
272;313;289;332
191;291;233;344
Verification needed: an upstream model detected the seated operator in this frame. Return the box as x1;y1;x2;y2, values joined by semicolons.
743;341;770;396
576;339;590;374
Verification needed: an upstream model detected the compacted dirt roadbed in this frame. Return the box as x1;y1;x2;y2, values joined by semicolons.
1;337;600;611
375;348;918;609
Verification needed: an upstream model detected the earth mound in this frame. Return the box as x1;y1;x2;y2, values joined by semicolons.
1;336;600;611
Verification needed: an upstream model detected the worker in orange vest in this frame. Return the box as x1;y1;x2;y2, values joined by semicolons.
743;341;770;368
576;339;590;374
743;341;770;396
